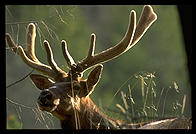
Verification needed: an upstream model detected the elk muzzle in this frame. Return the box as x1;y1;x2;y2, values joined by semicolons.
37;89;60;112
38;90;52;106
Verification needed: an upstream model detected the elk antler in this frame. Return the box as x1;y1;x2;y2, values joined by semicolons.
6;5;157;80
62;5;157;75
6;23;67;81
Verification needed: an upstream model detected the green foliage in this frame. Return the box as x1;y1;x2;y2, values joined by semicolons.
7;114;21;129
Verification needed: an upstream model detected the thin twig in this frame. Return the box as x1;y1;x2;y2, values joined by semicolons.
6;69;34;89
6;97;35;110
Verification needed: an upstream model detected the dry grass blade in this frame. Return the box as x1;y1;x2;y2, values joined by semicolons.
116;104;126;114
140;76;145;102
121;91;128;110
128;85;135;117
181;95;186;114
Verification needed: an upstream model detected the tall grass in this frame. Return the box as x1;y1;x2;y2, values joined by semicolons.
104;71;188;124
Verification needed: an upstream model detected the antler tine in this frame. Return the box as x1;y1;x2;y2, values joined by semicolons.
75;10;136;72
75;33;96;72
6;33;18;53
6;23;67;80
87;33;96;58
130;5;157;48
16;46;57;77
75;5;157;73
24;23;39;62
61;40;76;68
43;40;68;78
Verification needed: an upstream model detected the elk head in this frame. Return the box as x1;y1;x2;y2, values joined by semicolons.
6;5;157;128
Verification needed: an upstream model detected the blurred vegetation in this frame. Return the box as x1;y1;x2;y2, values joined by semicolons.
7;114;21;129
6;5;191;129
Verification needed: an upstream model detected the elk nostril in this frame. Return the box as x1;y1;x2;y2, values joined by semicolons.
45;93;52;100
40;97;46;104
38;91;52;105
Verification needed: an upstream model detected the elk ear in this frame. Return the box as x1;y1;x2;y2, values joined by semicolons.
79;65;103;97
87;64;103;88
30;74;54;90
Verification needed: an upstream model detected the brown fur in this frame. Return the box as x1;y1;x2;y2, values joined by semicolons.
60;96;123;129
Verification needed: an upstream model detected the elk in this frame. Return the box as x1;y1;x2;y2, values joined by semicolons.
6;5;191;129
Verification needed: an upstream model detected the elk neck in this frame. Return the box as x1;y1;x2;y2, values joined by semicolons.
60;96;123;129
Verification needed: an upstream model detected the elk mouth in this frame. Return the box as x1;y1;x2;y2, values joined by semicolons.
37;99;54;111
37;101;53;107
37;100;60;112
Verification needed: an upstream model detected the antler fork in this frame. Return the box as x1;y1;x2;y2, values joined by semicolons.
6;5;157;81
62;5;157;76
6;24;67;81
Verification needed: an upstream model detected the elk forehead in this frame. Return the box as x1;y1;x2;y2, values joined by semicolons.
45;81;82;97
